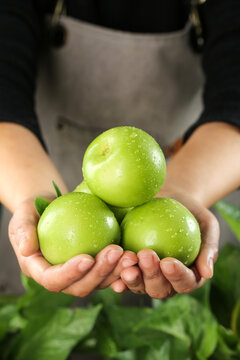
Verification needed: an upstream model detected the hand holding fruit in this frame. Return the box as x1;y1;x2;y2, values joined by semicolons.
8;195;138;296
115;190;219;297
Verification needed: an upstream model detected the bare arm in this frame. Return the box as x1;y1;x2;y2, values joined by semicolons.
161;122;240;207
0;122;68;212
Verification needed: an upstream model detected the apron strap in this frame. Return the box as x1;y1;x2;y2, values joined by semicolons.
47;0;67;47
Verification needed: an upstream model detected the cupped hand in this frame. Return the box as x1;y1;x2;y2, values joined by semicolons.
8;197;137;297
111;192;220;298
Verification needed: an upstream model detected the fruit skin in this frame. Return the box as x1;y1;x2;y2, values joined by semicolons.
37;192;121;265
74;180;133;224
82;126;166;208
121;198;201;267
74;180;93;195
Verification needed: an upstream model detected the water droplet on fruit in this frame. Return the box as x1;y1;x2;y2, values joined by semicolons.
130;133;137;138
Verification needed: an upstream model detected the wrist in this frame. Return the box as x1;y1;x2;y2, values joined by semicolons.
156;176;204;206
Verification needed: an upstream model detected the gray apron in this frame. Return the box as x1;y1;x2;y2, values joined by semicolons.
0;13;239;297
36;16;203;192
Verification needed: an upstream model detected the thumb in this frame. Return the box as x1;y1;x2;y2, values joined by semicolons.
9;199;40;257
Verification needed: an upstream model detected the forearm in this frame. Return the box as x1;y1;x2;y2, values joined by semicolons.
159;122;240;208
0;123;68;212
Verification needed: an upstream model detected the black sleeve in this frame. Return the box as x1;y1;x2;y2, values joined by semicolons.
184;0;240;141
0;0;44;144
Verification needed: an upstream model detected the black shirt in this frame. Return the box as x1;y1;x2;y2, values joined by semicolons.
0;0;240;144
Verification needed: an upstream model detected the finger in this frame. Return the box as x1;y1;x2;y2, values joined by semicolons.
63;245;123;297
98;251;138;289
138;249;173;299
23;252;95;292
195;211;220;279
111;279;128;293
160;257;205;294
9;201;40;257
121;266;145;295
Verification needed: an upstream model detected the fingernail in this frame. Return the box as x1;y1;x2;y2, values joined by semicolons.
107;249;123;264
125;271;138;283
78;258;94;272
162;261;176;275
122;258;137;268
112;282;125;293
140;255;154;268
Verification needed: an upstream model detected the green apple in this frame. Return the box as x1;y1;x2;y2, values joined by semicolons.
37;192;121;265
74;180;93;194
74;180;133;223
109;205;133;224
82;126;166;207
121;198;201;266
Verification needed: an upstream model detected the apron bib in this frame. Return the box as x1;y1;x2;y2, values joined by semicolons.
36;16;203;191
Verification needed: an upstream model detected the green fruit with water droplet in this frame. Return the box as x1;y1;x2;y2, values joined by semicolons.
121;198;201;266
37;192;121;264
74;180;133;223
82;126;166;207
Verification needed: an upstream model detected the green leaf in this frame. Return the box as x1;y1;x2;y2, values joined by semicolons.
136;295;218;359
135;297;190;345
210;244;240;327
209;325;240;360
105;305;153;349
214;201;240;242
34;197;50;216
7;305;102;360
114;350;135;360
91;287;123;307
19;275;74;319
52;180;62;197
95;312;119;357
114;338;190;360
103;295;218;359
0;295;19;306
151;298;163;309
0;304;26;342
190;279;211;308
138;339;191;360
231;300;240;339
